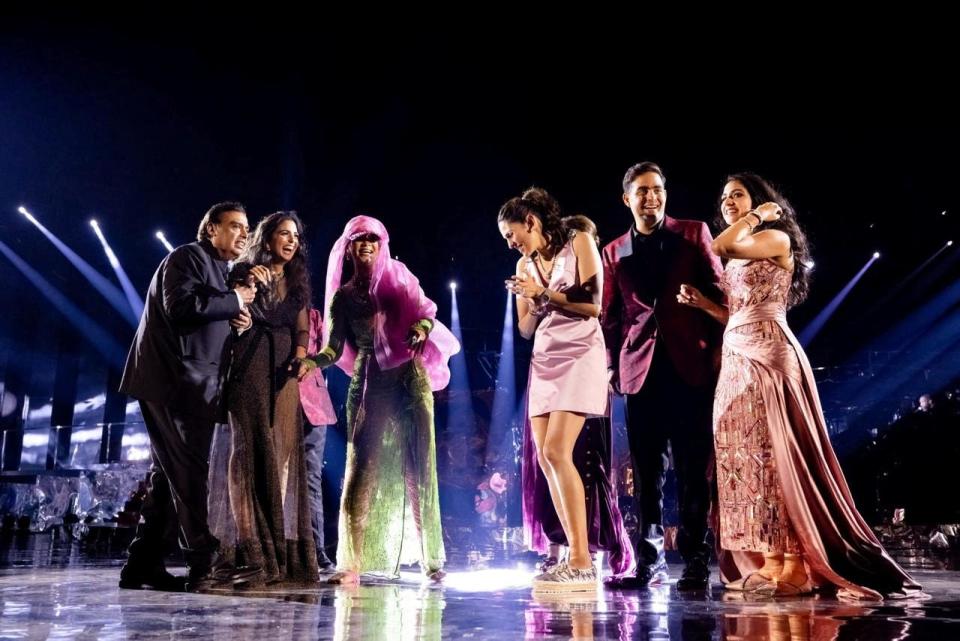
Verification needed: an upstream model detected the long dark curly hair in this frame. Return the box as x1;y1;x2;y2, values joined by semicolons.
717;173;813;306
241;211;312;308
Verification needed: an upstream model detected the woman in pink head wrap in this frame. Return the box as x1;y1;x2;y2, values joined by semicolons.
304;215;459;584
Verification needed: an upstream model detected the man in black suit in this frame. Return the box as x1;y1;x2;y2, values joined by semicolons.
118;201;258;592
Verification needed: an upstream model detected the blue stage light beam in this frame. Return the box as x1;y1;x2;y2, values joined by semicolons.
90;219;144;320
16;206;136;327
0;240;126;366
798;252;880;347
447;281;475;433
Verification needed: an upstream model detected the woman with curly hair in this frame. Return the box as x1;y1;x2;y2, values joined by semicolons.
208;211;319;585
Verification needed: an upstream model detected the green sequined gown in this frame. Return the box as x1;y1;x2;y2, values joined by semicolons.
318;282;445;576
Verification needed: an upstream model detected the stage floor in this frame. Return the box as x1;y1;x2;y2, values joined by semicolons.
1;532;957;640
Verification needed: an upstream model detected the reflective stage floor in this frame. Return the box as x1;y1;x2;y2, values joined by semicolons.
2;532;958;640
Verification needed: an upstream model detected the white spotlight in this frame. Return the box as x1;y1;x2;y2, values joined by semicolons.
155;231;174;253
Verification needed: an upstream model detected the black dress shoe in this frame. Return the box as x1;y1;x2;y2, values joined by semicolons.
675;561;710;591
118;562;185;592
605;560;669;589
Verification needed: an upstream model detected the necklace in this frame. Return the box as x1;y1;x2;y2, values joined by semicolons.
534;248;555;276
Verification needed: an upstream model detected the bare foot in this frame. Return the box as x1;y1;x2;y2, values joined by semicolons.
773;569;812;595
326;570;359;585
725;571;776;592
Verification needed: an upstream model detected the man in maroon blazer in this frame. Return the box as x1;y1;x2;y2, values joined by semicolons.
602;162;724;590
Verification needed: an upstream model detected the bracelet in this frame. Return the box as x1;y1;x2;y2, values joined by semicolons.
535;287;550;306
312;346;337;368
413;319;433;335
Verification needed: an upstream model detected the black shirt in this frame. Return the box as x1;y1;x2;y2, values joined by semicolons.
629;218;668;305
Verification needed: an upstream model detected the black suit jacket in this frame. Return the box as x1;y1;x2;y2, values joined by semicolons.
119;240;241;420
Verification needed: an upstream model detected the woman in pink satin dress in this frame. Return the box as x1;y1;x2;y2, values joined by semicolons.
498;187;608;592
679;172;920;599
